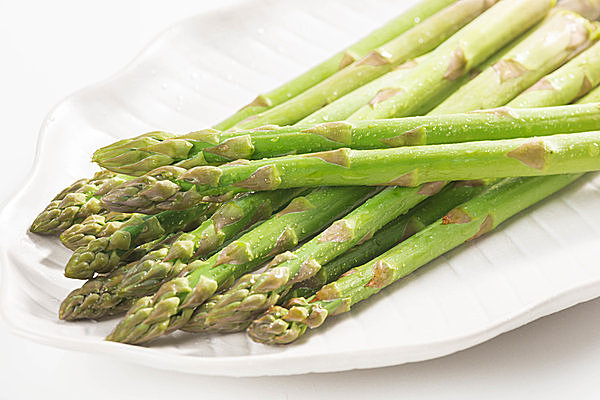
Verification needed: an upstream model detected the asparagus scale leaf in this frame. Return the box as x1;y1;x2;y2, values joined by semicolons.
558;0;600;19
577;81;600;103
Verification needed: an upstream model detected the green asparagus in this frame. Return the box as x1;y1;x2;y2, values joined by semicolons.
59;236;177;320
106;186;376;344
184;180;494;333
212;0;459;130
430;10;598;114
60;190;298;319
303;0;553;124
64;202;215;279
100;130;600;203
232;0;494;130
94;103;600;175
106;189;304;309
247;174;580;344
245;5;600;346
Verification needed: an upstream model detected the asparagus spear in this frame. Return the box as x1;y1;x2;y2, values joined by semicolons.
59;212;135;251
231;0;494;130
302;0;554;124
184;180;494;333
507;41;600;108
100;130;600;203
64;202;215;279
30;171;131;234
71;189;305;320
59;236;177;320
430;10;598;114
212;0;460;130
248;174;580;344
94;103;600;175
106;186;377;344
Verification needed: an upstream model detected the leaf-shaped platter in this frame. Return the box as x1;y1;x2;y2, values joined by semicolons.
2;0;600;377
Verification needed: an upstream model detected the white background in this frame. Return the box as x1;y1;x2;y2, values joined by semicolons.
1;1;600;398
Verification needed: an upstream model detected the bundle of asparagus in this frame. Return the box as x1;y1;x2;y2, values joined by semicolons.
30;0;600;348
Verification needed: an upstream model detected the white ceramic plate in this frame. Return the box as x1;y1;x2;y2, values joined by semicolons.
2;0;600;377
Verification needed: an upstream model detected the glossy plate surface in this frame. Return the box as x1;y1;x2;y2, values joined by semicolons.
2;0;600;376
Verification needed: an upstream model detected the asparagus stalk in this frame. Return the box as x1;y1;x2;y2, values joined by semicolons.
212;0;459;131
304;0;554;123
430;10;598;114
100;130;600;203
64;202;215;279
59;236;176;320
184;180;494;333
59;212;135;251
248;174;580;344
30;171;131;234
507;41;600;108
106;186;377;344
93;103;600;175
232;0;494;130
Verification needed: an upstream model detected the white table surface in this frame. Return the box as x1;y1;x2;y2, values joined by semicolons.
1;1;600;399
